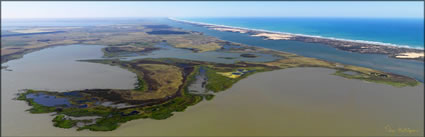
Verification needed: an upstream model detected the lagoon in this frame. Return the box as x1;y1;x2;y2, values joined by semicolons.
1;44;423;136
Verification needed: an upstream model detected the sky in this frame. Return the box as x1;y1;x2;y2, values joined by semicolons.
1;2;424;19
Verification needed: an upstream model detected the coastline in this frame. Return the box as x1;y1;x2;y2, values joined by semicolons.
168;17;423;49
169;17;424;61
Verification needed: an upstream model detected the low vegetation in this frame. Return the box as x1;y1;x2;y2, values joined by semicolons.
52;115;77;129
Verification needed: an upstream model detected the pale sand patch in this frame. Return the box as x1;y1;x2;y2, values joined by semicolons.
251;33;294;40
395;52;425;59
210;27;248;33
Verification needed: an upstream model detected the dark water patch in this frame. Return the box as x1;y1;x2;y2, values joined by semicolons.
220;44;243;50
146;30;189;35
121;111;140;116
37;39;51;42
79;104;88;108
240;53;258;58
76;99;90;104
176;63;192;68
218;57;237;60
230;69;255;77
62;91;83;97
26;93;71;107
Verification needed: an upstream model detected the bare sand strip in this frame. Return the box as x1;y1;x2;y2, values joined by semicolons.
251;33;294;40
396;52;425;59
210;28;248;33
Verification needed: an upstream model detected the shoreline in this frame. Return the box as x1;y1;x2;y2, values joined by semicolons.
169;17;424;61
168;17;423;50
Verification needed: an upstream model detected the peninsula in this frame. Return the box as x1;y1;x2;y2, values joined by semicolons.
169;18;425;61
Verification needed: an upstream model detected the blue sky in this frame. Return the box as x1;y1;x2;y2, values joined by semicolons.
2;2;423;19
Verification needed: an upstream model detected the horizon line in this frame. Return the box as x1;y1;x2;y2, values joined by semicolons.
3;16;424;20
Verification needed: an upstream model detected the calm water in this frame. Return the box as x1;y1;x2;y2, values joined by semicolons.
181;17;425;49
102;68;423;136
1;45;423;136
1;45;138;135
26;93;71;107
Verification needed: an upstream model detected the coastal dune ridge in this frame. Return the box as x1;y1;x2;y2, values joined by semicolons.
168;17;424;50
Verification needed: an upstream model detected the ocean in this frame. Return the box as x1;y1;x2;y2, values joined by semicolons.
180;17;425;49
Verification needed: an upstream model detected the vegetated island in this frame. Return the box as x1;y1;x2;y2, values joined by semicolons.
169;18;425;61
9;23;420;132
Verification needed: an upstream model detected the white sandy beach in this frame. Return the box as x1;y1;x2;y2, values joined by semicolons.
251;33;294;40
210;27;248;33
396;52;425;59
